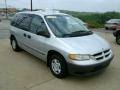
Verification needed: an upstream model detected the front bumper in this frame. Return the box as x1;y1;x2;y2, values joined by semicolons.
67;55;114;76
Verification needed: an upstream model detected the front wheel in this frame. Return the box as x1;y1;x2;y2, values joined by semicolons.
49;54;68;78
116;35;120;45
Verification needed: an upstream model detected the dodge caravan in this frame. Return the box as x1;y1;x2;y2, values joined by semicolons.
10;10;114;78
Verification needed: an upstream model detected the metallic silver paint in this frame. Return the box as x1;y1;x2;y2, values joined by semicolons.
10;11;113;69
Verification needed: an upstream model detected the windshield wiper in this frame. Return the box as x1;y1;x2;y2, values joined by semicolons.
62;30;93;37
71;30;87;34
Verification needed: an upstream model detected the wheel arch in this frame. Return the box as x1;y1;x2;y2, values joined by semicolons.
47;50;66;67
10;34;15;44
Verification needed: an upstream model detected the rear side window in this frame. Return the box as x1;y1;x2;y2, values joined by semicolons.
11;14;24;27
11;13;32;31
18;15;32;31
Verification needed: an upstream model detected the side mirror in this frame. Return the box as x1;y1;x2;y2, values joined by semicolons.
37;31;50;38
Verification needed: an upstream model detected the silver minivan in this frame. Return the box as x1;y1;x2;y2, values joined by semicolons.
10;10;114;78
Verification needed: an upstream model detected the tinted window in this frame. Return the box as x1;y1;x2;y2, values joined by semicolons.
11;14;24;27
18;15;32;31
30;16;49;36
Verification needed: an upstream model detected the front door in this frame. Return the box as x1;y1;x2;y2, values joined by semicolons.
24;15;50;61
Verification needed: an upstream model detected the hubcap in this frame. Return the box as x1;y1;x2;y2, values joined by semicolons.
51;59;61;74
12;40;16;50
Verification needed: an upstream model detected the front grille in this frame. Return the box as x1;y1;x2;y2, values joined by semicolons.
104;49;110;53
96;57;104;60
93;52;102;56
105;54;110;57
93;49;111;60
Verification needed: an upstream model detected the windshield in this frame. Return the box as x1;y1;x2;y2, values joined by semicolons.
45;15;93;37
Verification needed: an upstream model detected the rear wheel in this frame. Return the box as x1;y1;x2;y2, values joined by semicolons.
49;54;68;78
116;35;120;45
11;37;21;51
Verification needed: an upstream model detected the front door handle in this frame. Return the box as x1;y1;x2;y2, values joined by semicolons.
27;35;31;39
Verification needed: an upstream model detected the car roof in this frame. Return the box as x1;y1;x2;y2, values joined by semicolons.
109;19;120;21
18;10;68;17
107;19;120;23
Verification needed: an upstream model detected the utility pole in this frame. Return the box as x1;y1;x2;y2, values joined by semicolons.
31;0;33;11
5;0;8;19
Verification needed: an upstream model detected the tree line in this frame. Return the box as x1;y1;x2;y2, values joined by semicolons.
61;10;120;28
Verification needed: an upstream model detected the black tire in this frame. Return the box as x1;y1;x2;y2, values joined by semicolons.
116;35;120;45
10;37;21;51
113;28;116;30
49;54;68;78
105;27;109;30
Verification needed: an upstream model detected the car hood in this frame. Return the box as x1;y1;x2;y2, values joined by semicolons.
58;34;110;55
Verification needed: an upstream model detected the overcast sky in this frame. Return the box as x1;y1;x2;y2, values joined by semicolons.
0;0;120;12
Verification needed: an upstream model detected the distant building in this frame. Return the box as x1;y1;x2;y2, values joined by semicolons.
0;8;16;13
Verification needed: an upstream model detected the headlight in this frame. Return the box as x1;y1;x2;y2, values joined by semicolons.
68;54;94;61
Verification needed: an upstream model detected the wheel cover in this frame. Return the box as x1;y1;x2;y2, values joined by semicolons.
51;59;61;75
12;40;16;50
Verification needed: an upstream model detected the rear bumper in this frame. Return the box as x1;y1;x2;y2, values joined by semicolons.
67;55;114;76
105;25;117;30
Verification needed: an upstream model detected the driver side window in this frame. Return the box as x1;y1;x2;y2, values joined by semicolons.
30;15;49;37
